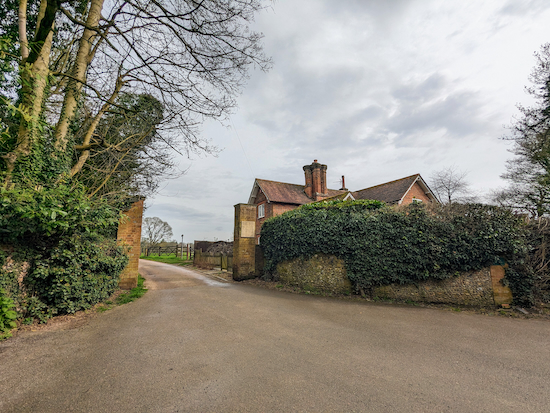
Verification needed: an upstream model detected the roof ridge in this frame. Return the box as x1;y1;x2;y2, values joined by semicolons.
256;178;344;193
355;173;420;192
256;178;304;188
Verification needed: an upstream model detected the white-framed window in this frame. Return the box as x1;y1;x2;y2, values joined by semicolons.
258;203;265;219
412;197;423;203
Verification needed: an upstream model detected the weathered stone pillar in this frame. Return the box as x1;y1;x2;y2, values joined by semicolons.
117;199;144;289
233;203;257;281
490;265;513;306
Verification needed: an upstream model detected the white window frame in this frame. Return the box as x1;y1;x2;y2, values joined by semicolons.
258;203;265;219
412;197;423;203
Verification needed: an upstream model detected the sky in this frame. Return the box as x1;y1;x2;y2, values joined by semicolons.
144;0;550;244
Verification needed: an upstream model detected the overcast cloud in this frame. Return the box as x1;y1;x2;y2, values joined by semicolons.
143;0;550;243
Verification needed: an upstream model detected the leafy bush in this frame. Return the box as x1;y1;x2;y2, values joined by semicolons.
506;218;550;305
0;184;129;322
261;201;527;298
23;235;128;316
0;250;20;300
0;184;121;248
0;288;17;340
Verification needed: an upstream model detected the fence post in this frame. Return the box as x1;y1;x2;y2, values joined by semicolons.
221;254;228;272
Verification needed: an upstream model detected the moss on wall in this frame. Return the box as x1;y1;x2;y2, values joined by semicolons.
373;268;495;307
276;253;352;295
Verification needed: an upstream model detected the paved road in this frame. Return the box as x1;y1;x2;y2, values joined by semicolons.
1;260;550;412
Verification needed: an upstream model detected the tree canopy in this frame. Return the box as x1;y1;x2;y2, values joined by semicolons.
429;166;475;204
499;43;550;217
141;216;173;247
1;0;271;201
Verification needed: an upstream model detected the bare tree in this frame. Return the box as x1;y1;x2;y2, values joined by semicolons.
492;183;550;218
142;217;173;247
500;43;550;218
429;166;475;204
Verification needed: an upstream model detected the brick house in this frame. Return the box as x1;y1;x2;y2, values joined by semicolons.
248;160;438;243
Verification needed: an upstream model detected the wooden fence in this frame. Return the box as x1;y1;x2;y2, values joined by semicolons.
194;249;233;271
141;244;193;258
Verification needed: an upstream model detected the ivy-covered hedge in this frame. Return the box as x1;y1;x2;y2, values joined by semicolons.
0;184;121;248
23;235;128;320
0;184;129;324
261;200;530;303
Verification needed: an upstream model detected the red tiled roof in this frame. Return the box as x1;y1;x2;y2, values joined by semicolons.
255;179;345;205
352;174;420;203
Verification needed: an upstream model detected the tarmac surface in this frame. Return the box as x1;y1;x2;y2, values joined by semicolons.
1;259;550;412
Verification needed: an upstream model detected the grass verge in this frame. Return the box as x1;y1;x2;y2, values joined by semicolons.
96;274;148;312
140;254;192;266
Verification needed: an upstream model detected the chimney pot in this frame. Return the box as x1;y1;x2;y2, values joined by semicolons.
340;175;348;191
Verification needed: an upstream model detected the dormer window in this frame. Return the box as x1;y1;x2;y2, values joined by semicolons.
258;203;265;218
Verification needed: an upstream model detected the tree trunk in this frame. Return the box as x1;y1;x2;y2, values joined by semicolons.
69;77;125;177
4;0;55;185
54;0;106;153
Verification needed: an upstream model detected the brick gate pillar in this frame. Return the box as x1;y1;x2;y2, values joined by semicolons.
117;199;144;289
233;203;257;281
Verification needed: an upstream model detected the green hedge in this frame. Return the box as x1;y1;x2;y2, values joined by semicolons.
0;184;129;324
24;235;128;319
260;201;529;302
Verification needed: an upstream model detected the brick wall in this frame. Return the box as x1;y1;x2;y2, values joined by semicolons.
253;188;300;243
401;181;432;204
116;199;144;289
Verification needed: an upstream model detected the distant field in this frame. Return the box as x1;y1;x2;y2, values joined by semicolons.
140;254;192;266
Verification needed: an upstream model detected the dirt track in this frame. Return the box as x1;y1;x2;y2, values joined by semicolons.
1;259;549;412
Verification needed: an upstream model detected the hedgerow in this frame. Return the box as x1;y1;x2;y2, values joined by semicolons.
260;200;532;303
0;184;129;325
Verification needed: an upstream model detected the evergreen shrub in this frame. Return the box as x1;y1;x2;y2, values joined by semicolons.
0;184;129;323
0;288;17;340
260;200;529;301
24;235;128;317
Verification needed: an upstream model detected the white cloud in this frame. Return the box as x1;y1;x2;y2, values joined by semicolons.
144;0;550;242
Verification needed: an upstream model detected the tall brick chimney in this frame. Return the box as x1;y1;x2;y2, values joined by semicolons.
304;164;313;198
303;160;328;201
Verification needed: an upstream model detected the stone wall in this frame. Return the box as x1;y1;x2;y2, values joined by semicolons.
273;254;512;307
374;265;513;306
275;253;352;295
373;268;494;307
116;199;144;289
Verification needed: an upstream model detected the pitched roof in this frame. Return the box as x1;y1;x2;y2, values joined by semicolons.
248;174;438;206
249;179;345;205
352;174;436;204
321;191;356;202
